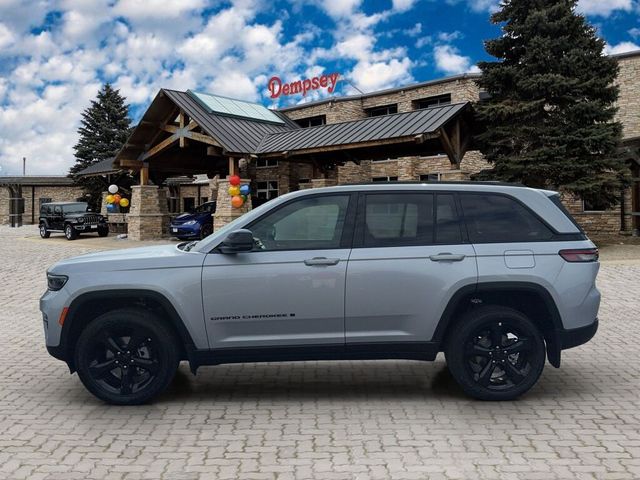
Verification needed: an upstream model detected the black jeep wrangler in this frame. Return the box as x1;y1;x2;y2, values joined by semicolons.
39;202;109;240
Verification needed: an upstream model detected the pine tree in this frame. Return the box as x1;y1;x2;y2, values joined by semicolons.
474;0;627;207
69;84;132;208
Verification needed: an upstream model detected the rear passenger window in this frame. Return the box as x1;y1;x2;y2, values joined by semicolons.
460;194;553;243
436;194;462;244
363;193;434;247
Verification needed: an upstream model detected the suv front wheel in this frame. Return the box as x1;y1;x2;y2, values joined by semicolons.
74;309;180;405
445;306;546;401
64;224;78;240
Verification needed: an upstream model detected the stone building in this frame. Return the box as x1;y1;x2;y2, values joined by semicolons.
0;177;84;225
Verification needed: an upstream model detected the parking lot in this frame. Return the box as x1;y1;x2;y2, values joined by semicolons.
0;225;639;480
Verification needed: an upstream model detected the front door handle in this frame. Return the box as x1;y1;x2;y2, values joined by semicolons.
304;257;340;266
429;253;466;262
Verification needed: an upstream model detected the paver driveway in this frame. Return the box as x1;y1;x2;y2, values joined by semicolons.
0;226;639;480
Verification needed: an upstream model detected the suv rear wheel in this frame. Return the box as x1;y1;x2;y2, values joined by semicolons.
445;306;545;401
74;308;180;405
64;224;78;240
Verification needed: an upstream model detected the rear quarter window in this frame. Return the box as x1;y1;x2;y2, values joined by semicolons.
460;193;554;243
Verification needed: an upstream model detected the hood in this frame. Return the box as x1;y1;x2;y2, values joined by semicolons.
171;212;207;224
48;244;203;274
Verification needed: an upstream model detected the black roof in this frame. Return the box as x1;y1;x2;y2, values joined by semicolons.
257;102;469;154
162;89;297;154
0;176;76;186
76;158;119;177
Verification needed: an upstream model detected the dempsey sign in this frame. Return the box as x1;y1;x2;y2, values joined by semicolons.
268;73;340;99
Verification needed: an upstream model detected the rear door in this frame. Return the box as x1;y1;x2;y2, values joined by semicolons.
344;191;478;347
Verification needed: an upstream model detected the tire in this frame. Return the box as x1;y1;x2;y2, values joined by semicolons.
39;223;50;238
64;224;78;240
200;224;213;240
445;306;546;401
98;226;109;237
74;308;180;405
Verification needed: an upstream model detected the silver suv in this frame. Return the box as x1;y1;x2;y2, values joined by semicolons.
40;183;600;405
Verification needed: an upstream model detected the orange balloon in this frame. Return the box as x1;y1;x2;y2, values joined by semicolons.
113;194;122;203
231;195;244;208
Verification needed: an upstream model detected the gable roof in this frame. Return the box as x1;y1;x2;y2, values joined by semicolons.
76;158;119;177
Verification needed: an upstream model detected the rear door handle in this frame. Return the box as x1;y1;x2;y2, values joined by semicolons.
429;253;466;262
304;257;340;266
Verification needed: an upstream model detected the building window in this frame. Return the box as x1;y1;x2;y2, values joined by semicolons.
256;158;279;168
372;176;399;182
420;173;441;182
183;197;196;212
295;115;326;128
257;180;279;200
366;104;398;117
582;196;608;212
413;94;452;110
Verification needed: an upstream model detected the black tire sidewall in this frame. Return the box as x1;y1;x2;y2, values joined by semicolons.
74;309;180;405
98;227;109;237
445;306;546;401
65;224;77;240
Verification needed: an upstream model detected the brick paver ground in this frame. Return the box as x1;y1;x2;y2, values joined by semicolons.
1;226;639;480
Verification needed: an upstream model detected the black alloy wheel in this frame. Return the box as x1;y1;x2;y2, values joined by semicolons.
64;224;78;240
39;223;50;238
75;309;179;405
445;306;545;400
98;226;109;237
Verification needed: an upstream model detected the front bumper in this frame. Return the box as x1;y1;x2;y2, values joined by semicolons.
73;223;105;231
559;318;598;350
169;224;201;238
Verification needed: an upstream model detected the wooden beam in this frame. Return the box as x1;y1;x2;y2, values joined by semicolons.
140;163;149;185
186;120;198;131
119;159;144;169
439;127;459;165
140;133;179;161
179;111;187;148
184;131;223;148
162;125;179;133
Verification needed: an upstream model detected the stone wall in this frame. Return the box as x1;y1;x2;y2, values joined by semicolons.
0;184;84;225
127;185;170;241
616;53;640;140
213;177;252;231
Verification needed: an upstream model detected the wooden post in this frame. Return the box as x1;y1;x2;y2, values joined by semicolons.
140;163;149;185
228;157;239;177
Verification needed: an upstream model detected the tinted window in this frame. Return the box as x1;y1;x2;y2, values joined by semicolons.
363;193;433;247
436;194;462;244
460;194;553;243
250;195;350;251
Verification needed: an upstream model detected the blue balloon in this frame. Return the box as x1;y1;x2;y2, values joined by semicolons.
239;184;250;196
106;203;115;212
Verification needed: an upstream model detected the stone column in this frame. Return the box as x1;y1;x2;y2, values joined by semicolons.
100;192;109;216
213;177;252;231
126;185;170;241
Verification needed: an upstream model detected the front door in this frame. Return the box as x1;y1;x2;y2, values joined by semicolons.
345;192;477;345
202;193;355;350
52;205;64;230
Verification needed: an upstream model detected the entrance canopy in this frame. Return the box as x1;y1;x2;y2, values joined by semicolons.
114;88;474;183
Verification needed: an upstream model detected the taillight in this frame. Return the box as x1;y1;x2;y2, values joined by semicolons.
559;248;599;262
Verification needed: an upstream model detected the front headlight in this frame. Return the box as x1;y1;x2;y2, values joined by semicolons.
77;217;84;223
47;273;68;291
183;220;197;226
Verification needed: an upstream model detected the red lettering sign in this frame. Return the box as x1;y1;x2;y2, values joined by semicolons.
268;73;340;99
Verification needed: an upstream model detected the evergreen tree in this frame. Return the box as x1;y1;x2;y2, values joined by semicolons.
474;0;627;207
69;84;132;208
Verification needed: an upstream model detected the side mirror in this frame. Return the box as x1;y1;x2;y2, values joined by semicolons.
219;229;254;254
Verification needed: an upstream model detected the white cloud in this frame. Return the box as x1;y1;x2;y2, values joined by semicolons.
577;0;633;17
605;41;640;55
629;28;640;39
392;0;417;12
0;23;15;49
318;0;362;18
433;44;477;75
351;57;413;92
406;22;422;37
446;0;499;13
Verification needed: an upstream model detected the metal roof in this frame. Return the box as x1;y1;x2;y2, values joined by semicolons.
0;176;76;186
76;158;119;177
162;89;296;154
189;90;285;124
257;102;469;154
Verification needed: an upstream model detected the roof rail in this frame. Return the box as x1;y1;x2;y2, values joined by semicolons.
343;180;526;187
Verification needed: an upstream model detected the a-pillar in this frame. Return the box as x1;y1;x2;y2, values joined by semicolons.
213;176;252;231
127;185;170;240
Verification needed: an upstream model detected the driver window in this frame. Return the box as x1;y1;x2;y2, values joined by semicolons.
54;206;62;215
250;195;350;251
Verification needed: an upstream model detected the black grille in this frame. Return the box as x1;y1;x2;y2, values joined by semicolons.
83;214;102;224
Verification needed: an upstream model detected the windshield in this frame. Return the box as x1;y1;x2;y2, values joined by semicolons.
62;203;88;214
193;202;215;214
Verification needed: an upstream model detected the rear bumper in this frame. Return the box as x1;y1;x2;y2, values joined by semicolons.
559;318;598;350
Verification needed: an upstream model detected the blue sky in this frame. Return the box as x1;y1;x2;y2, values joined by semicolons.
0;0;638;175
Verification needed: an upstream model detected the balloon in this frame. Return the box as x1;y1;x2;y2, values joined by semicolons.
231;195;244;208
106;195;115;204
108;184;119;194
106;203;115;212
228;185;240;196
229;175;241;186
119;198;129;208
113;194;122;204
239;184;250;196
241;194;248;202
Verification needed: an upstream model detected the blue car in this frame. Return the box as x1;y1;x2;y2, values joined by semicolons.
169;201;216;240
